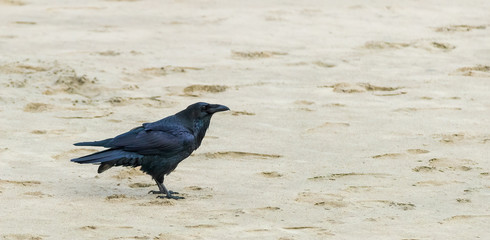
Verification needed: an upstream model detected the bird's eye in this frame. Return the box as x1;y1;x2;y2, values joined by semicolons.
201;105;207;111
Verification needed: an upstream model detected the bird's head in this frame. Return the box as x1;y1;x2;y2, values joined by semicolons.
179;102;230;121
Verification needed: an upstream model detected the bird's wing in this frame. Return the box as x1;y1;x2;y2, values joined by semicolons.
110;125;195;155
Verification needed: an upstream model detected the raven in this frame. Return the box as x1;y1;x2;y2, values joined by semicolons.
71;102;229;199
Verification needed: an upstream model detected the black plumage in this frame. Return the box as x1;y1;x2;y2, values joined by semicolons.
71;102;229;199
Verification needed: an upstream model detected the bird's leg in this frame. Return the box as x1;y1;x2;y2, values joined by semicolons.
148;177;183;199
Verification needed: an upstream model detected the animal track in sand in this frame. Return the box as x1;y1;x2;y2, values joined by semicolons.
200;151;282;159
24;191;52;198
1;234;45;240
231;111;255;116
434;24;487;32
296;192;347;208
363;41;411;49
442;215;490;222
282;226;334;236
0;0;26;5
0;62;49;74
106;96;171;108
23;102;53;113
412;166;435;172
413;180;464;186
363;40;455;52
136;199;175;206
55;112;113;119
286;61;335;68
80;225;97;230
112;167;147;180
105;194;136;202
454;65;490;77
231;50;287;59
413;158;475;172
321;82;401;94
140;66;203;76
407;149;430;154
358;200;415;210
432;133;466;143
456;198;471;203
428;158;475;171
371;153;405;159
49;71;99;97
395;107;462;112
185;224;217;228
2;60;106;98
260;171;283;178
255;206;281;211
94;50;120;56
128;182;153;188
308;173;390;181
0;179;41;186
182;84;228;97
313;61;335;68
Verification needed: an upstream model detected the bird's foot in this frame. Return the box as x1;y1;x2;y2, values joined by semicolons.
157;194;185;200
148;190;179;195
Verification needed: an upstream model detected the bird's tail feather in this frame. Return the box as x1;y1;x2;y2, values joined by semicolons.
71;149;143;173
74;138;113;147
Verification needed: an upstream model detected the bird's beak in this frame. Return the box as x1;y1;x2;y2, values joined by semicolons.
207;104;230;114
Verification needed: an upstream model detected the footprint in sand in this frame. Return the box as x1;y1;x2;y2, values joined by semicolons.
24;191;52;198
128;182;153;188
428;158;475;171
106;96;171;108
111;167;147;180
454;65;490;77
0;179;41;186
105;194;136;202
1;234;46;240
441;214;490;224
406;149;430;154
93;50;120;56
371;153;405;159
0;0;26;6
185;224;217;229
231;111;255;116
140;65;203;76
395;107;462;112
0;62;49;74
182;84;228;97
231;50;287;59
432;133;466;143
324;172;391;181
135;199;176;206
362;40;455;52
296;192;347;208
413;158;476;172
358;200;415;210
282;226;333;236
23;102;53;113
259;171;283;178
321;82;403;95
434;24;487;32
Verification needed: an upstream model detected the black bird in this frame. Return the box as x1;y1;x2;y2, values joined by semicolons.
71;102;229;199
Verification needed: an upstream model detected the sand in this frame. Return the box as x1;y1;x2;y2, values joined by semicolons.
0;0;489;239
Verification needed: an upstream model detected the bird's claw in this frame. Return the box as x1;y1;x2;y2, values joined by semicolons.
157;195;185;200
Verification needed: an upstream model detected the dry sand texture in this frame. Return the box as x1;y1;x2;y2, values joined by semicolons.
1;0;490;239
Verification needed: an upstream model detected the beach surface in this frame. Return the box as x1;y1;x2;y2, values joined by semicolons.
0;0;489;239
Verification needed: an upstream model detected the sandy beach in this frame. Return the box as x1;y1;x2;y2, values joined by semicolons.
1;0;489;239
